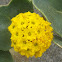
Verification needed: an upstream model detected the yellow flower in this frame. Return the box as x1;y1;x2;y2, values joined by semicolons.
8;11;53;58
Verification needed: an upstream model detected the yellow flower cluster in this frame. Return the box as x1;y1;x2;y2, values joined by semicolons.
8;11;53;58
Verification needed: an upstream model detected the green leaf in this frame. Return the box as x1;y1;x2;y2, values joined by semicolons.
0;50;13;62
53;35;62;48
0;0;33;51
32;0;62;37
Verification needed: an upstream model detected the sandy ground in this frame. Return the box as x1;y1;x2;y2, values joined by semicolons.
0;0;62;62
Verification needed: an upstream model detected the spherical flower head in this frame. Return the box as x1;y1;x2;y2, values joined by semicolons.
8;11;53;58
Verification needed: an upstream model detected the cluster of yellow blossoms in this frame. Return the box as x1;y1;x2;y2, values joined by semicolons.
8;11;53;58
